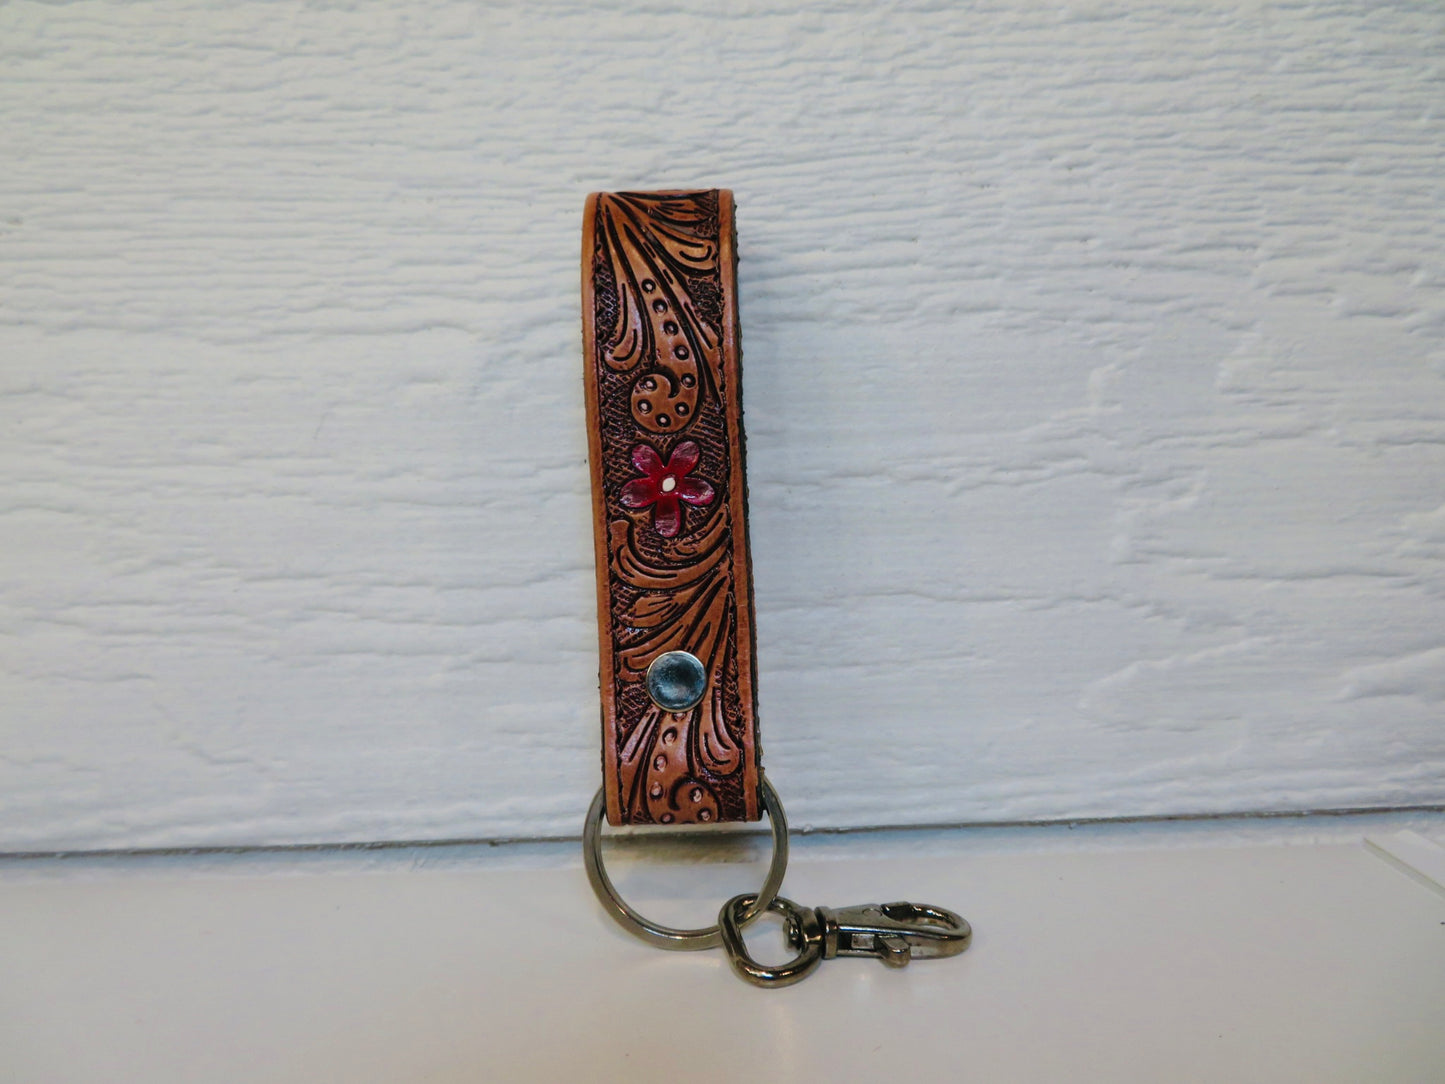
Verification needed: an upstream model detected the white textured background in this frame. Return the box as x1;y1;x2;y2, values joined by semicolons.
1;1;1442;851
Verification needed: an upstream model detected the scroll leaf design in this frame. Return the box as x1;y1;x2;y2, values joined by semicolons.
610;517;743;820
596;192;721;436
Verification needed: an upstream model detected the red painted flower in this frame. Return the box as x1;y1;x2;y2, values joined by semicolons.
620;441;715;538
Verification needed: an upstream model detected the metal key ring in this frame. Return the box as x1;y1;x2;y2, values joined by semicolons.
583;774;789;951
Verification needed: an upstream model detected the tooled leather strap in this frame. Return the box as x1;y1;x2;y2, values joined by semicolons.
582;189;761;827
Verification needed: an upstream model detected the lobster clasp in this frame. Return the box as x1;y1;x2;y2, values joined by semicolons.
811;901;972;968
719;894;972;988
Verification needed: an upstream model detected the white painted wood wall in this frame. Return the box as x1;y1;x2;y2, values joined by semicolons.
2;1;1442;851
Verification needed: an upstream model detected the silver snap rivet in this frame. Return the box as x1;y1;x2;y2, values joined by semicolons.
646;650;707;712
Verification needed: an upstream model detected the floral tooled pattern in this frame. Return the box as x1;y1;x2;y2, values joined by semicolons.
594;191;721;435
590;190;753;825
620;441;715;538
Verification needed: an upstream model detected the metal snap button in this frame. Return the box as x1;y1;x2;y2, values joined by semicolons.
645;650;707;712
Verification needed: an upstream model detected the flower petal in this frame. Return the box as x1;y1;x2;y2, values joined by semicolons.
620;478;657;508
666;441;700;477
632;443;664;478
676;477;714;506
651;494;682;537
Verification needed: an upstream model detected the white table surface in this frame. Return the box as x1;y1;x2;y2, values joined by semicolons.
3;816;1444;1083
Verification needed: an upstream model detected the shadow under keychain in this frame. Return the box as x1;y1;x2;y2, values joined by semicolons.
580;189;971;987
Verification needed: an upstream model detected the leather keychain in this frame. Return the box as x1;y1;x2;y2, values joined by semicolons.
580;189;970;985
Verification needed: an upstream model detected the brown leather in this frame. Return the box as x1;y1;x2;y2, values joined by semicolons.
582;190;761;826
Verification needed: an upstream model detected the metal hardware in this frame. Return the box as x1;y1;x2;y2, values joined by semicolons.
814;901;971;964
718;895;826;986
719;893;971;988
644;650;708;712
583;773;789;951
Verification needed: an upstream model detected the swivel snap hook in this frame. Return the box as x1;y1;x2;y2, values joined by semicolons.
718;894;971;988
817;901;972;967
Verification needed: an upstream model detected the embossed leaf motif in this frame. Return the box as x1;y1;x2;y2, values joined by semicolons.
610;509;744;819
595;193;718;437
619;441;715;538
